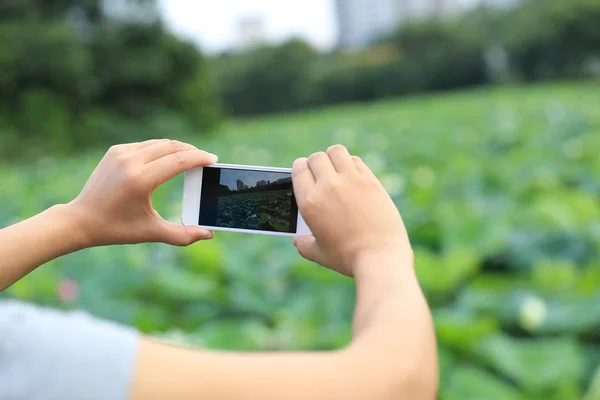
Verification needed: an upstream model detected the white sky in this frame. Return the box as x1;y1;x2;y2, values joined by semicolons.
220;170;290;191
159;0;337;53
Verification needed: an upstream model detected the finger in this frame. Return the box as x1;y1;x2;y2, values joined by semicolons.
146;149;218;187
159;221;214;246
308;151;336;181
352;156;377;178
293;235;324;265
137;140;206;164
292;158;315;206
327;145;355;174
106;140;166;158
119;139;166;151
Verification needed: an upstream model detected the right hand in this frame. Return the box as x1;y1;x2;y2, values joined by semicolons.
292;145;413;277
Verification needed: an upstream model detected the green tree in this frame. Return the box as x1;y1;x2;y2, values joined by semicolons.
215;39;317;116
0;0;220;157
506;0;600;80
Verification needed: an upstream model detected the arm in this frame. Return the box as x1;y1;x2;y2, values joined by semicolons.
130;145;438;400
0;139;218;291
0;205;86;291
1;141;437;399
132;264;435;400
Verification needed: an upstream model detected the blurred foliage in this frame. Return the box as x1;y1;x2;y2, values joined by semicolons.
0;0;220;158
0;0;599;398
504;0;600;81
214;0;600;116
214;39;317;115
2;83;600;399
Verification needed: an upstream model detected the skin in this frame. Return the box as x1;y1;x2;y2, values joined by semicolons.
0;140;438;400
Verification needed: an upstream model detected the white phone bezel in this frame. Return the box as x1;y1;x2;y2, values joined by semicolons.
182;163;311;237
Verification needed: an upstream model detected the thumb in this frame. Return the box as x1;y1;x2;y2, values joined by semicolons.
293;235;324;265
159;221;214;246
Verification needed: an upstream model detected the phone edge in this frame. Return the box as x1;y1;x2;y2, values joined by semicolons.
183;163;309;237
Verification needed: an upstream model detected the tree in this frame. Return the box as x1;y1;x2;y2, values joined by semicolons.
215;39;317;116
506;0;600;80
0;0;220;156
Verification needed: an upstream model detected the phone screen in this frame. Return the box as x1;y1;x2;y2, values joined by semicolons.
199;167;299;234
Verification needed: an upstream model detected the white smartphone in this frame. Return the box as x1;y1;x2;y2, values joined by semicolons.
182;163;312;237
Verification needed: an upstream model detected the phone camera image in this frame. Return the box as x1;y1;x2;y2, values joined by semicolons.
199;167;298;234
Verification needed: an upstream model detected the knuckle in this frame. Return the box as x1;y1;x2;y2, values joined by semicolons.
172;152;188;165
309;151;327;161
108;145;123;156
293;157;308;168
115;152;133;166
292;158;309;174
169;140;195;153
365;176;382;189
127;169;143;184
301;193;320;214
326;177;344;192
122;167;144;190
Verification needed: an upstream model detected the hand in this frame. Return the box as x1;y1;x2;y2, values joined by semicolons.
67;140;217;247
292;145;413;276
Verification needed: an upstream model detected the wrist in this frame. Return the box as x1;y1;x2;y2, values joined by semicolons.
352;247;415;283
53;203;95;250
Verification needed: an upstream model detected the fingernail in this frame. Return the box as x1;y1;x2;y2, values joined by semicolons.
207;153;218;163
292;238;298;247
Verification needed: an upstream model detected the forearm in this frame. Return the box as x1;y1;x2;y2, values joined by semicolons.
0;204;87;291
348;251;438;399
131;340;352;400
130;253;438;400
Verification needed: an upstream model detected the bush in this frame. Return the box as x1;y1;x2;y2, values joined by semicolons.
214;39;317;116
212;0;599;118
505;0;600;80
0;0;221;158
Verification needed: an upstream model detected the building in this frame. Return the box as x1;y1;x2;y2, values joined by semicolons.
476;0;521;7
275;177;292;184
236;179;244;191
236;15;267;51
336;0;466;50
336;0;399;50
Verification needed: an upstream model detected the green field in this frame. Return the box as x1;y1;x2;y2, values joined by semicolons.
217;190;293;232
1;83;600;399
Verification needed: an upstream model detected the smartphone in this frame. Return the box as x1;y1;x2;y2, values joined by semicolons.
182;163;311;237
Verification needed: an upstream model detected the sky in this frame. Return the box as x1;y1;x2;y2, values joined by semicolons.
158;0;490;53
220;170;291;191
160;0;336;52
159;0;337;53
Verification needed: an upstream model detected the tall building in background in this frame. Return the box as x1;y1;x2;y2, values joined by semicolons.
336;0;399;50
336;0;467;50
476;0;521;7
236;16;267;51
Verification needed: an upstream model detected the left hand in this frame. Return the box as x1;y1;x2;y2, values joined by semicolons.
67;139;217;247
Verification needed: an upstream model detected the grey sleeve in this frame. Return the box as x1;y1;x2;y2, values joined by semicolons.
0;300;140;400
